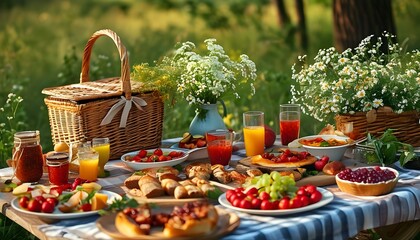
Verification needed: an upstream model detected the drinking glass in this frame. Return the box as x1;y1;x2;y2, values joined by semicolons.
92;137;110;178
243;111;265;156
279;104;300;145
206;129;233;166
77;144;99;182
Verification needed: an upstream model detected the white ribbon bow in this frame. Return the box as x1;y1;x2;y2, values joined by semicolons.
100;96;147;128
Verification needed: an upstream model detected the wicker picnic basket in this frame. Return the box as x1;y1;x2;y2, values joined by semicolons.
335;109;420;147
42;29;164;159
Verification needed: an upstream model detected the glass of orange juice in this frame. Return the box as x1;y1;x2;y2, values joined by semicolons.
92;137;110;178
243;111;265;156
77;144;99;182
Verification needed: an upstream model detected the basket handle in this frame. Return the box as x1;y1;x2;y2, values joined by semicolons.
80;29;132;100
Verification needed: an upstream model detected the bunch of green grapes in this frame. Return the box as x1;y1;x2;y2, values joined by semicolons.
243;172;298;200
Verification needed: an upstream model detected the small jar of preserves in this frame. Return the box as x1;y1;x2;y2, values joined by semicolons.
12;131;44;183
46;152;70;185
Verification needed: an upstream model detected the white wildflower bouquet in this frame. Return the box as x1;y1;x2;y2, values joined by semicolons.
132;39;257;119
168;38;257;117
290;33;420;122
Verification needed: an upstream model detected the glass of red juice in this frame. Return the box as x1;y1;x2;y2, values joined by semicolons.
279;104;300;145
206;129;233;166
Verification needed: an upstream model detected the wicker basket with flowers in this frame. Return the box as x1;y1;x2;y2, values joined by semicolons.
290;32;420;146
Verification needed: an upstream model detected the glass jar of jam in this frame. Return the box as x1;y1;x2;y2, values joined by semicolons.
12;131;44;183
46;152;69;185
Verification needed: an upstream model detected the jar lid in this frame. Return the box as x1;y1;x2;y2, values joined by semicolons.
14;130;40;141
46;152;69;162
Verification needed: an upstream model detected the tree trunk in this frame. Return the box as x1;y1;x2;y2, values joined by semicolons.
273;0;290;27
333;0;396;52
295;0;308;52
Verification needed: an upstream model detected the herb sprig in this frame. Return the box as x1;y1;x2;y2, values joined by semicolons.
366;129;415;166
98;195;139;215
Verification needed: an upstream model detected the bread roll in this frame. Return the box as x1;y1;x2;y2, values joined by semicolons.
184;185;203;198
179;179;195;186
229;170;247;184
174;186;189;199
211;164;232;184
184;162;212;180
161;179;181;196
198;183;216;196
323;161;346;175
138;175;165;198
124;175;142;189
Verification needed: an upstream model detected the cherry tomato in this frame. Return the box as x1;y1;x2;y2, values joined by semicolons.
235;192;246;200
278;197;290;210
72;177;85;190
251;198;262;209
168;151;180;158
46;197;58;206
132;155;142;162
260;200;274;210
298;195;310;207
158;155;167;162
153;148;163;156
19;196;29;209
296;188;307;196
50;186;64;196
289;197;303;209
27;199;42;212
259;191;270;201
34;196;46;204
239;199;252;209
234;187;244;193
228;193;238;204
80;203;92;212
225;190;235;202
246;187;258;197
41;201;55;213
232;198;242;208
147;155;159;162
310;191;323;204
305;185;317;194
137;150;148;158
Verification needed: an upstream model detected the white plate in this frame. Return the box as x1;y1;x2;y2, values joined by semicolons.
11;190;121;220
121;148;189;170
218;187;334;216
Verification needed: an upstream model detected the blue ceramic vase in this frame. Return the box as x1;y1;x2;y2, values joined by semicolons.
189;103;227;136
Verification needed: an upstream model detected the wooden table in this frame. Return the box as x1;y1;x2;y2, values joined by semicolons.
0;139;419;240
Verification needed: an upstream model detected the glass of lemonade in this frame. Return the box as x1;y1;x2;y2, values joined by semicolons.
243;111;265;156
92;137;110;178
77;143;99;181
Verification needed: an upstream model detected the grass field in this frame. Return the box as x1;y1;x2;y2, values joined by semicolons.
0;1;419;238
